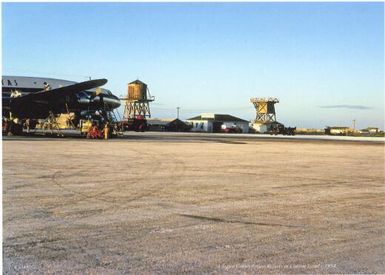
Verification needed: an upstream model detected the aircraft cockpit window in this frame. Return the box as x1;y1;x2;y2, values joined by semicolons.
77;91;89;99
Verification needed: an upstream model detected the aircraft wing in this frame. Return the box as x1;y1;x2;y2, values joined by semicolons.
10;78;107;119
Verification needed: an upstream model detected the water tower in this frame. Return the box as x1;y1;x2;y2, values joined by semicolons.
250;97;279;123
122;80;154;119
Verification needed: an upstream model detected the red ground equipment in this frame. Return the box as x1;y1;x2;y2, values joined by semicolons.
120;115;148;132
86;123;104;139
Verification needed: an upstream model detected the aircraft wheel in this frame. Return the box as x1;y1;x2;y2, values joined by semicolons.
8;122;23;136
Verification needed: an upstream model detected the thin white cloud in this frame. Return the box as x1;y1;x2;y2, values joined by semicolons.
319;105;372;110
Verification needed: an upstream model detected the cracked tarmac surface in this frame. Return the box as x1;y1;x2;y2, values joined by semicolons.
3;134;385;273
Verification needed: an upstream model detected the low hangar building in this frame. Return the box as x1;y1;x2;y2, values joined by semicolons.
147;118;191;132
186;113;249;133
325;126;353;135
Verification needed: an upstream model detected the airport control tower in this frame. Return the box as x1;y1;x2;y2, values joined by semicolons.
122;80;154;119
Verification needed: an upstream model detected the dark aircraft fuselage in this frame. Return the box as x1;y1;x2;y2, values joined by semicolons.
2;76;121;119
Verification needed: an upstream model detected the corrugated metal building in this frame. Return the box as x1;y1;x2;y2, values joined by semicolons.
186;113;249;133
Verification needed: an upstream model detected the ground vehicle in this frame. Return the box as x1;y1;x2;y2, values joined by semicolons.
220;123;242;133
119;116;148;132
269;124;296;135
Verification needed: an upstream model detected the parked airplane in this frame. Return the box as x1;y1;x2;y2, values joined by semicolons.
2;76;121;134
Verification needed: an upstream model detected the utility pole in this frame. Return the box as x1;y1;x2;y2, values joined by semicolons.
177;107;180;119
353;119;356;132
176;107;181;132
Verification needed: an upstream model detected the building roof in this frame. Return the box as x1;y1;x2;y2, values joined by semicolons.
187;113;248;123
128;79;146;85
252;121;283;126
147;118;185;126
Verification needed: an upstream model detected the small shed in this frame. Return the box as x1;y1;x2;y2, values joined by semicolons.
359;127;380;135
366;127;379;134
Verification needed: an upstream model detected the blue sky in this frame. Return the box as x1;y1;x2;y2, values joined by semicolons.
2;2;384;128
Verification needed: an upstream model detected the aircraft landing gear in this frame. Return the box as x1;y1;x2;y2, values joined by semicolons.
41;112;64;137
3;120;23;136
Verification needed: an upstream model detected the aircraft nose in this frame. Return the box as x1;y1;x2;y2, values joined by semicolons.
95;94;121;109
111;95;121;108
